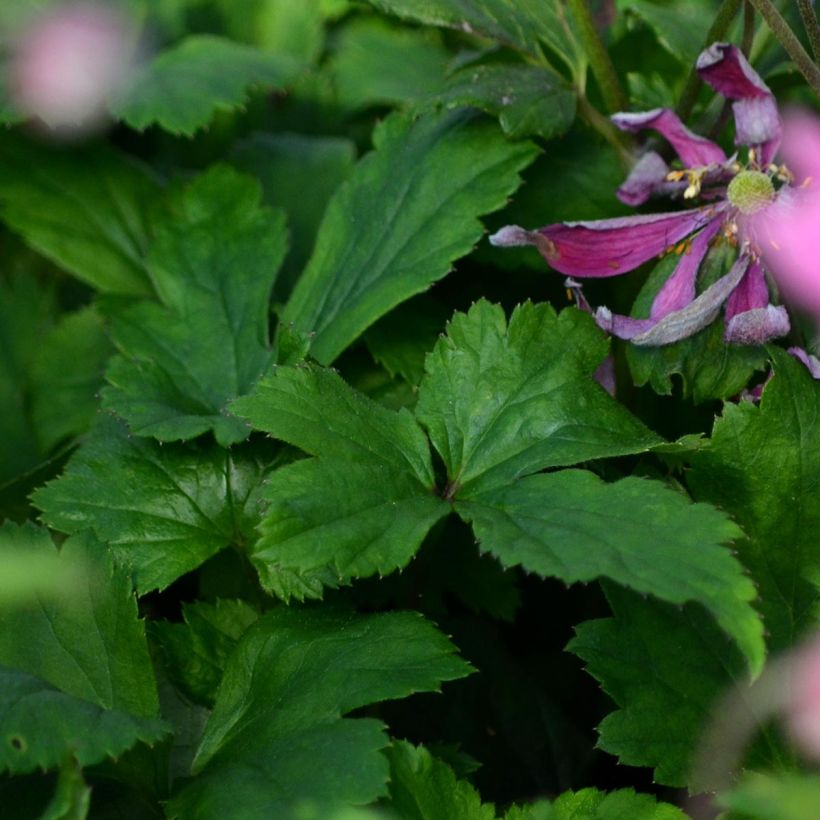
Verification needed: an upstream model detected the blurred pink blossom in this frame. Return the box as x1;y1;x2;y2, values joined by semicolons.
754;111;820;321
789;636;820;760
11;3;137;132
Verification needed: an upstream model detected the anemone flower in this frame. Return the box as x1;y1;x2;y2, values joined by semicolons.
490;43;793;347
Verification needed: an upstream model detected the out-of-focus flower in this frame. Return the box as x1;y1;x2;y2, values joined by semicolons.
789;636;820;760
490;44;794;348
753;111;820;322
10;3;137;133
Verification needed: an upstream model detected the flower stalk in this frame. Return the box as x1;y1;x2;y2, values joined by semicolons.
796;0;820;61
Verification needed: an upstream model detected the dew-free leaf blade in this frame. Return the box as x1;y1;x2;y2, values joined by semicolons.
167;608;471;819
688;348;820;650
416;301;660;496
101;165;287;445
457;470;764;673
0;133;160;296
568;585;754;787
551;786;688;819
112;35;301;135
0;525;160;718
251;457;449;600
385;740;496;820
280;110;539;364
0;667;168;775
32;415;273;594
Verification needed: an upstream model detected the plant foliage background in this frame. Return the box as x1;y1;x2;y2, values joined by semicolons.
0;0;818;817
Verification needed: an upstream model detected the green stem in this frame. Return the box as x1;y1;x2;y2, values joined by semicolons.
676;0;742;122
567;0;627;112
796;0;820;60
742;0;755;54
746;0;820;94
576;93;632;165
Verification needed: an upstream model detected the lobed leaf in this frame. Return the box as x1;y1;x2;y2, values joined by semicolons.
281;110;539;364
33;415;273;594
551;787;687;819
416;301;660;496
688;348;820;650
459;471;764;674
0;668;168;775
101;165;287;445
168;608;471;819
0;133;160;296
112;35;301;135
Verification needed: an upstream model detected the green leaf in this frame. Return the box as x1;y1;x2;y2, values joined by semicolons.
30;306;112;453
504;802;553;820
32;415;272;594
281;110;539;364
252;456;448;600
167;608;471;819
152;599;259;707
0;668;168;775
365;0;582;72
568;586;751;787
112;35;301;135
688;348;820;650
416;301;660;496
626;248;768;402
233;363;448;599
718;772;820;820
0;134;160;296
428;62;576;140
329;17;450;109
101;165;287;445
230;132;356;299
385;740;496;819
0;273;55;485
459;471;764;674
0;527;160;718
552;787;687;819
0;522;82;606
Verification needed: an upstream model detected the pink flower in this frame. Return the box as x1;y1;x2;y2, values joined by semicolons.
789;636;820;760
753;111;820;322
490;44;793;348
11;3;137;132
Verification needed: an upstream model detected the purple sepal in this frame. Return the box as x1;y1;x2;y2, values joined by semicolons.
696;42;782;163
725;259;769;316
724;305;790;344
789;347;820;379
593;356;617;396
613;108;727;167
594;307;655;340
616;151;675;206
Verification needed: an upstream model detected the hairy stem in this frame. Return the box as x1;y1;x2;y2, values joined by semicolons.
796;0;820;60
567;0;627;112
746;0;820;94
676;0;742;122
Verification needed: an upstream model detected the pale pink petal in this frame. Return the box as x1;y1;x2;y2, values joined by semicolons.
696;43;782;164
788;347;820;379
724;305;790;344
616;150;677;206
613;108;727;167
789;637;820;761
490;205;725;278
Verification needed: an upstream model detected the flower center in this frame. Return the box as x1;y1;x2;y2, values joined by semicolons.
727;170;775;215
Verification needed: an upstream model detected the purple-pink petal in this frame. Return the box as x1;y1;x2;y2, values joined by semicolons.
696;42;782;163
489;205;724;278
613;108;727;167
724;258;769;316
649;219;723;320
789;347;820;379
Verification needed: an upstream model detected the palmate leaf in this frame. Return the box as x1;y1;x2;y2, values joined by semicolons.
457;471;763;674
688;348;820;650
568;585;753;787
232;364;448;599
0;133;161;296
427;63;576;140
280;110;539;364
167;608;471;819
365;0;582;72
112;35;301;135
415;301;661;496
0;525;160;719
101;165;287;445
33;415;273;593
0;668;168;775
